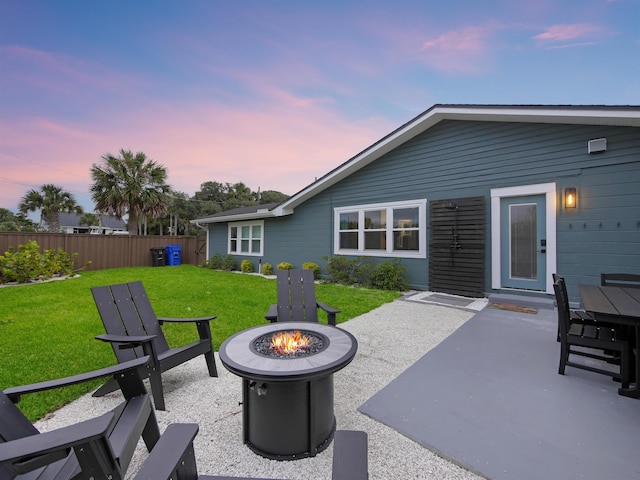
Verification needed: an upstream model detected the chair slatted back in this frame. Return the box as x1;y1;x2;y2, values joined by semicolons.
276;269;319;322
0;391;49;479
554;281;571;338
601;273;640;289
0;391;39;442
92;282;170;362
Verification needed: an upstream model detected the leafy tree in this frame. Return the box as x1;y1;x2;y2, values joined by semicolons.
79;213;100;227
258;190;289;204
0;208;37;232
90;149;172;235
18;184;84;232
191;181;289;214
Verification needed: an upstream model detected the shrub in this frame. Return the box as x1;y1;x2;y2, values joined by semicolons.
324;256;375;286
277;262;294;270
369;259;408;291
261;263;273;275
204;253;238;271
302;262;320;279
0;240;79;284
323;255;407;291
241;259;253;273
324;255;354;285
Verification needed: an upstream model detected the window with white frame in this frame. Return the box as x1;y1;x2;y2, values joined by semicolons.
228;221;264;256
334;200;426;258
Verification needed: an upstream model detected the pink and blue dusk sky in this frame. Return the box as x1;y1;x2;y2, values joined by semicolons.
1;0;638;214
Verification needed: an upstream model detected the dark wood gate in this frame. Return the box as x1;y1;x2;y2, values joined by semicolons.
429;197;486;297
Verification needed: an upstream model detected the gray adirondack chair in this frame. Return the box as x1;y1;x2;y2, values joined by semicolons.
265;269;340;325
0;356;160;480
91;281;218;410
133;423;368;480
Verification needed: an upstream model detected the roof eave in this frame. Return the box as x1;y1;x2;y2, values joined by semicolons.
191;209;277;225
276;104;640;211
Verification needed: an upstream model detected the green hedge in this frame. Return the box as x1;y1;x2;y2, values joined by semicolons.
324;256;408;291
0;240;79;284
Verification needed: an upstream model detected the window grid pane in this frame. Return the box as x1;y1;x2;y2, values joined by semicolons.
365;231;386;250
364;210;386;229
340;232;358;249
340;212;358;230
393;230;419;251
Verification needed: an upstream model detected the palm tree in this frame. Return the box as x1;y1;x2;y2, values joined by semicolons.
18;184;84;232
90;149;172;235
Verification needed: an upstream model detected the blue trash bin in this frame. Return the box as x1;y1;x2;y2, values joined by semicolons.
165;245;182;266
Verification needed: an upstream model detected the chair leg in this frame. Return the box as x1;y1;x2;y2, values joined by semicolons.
149;367;165;411
558;343;568;375
142;408;161;451
620;346;630;389
204;350;218;377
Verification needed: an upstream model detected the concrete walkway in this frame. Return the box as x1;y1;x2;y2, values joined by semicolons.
360;294;640;480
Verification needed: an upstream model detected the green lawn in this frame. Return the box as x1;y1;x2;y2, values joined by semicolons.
0;265;400;420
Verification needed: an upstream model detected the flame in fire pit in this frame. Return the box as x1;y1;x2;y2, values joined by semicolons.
271;330;310;355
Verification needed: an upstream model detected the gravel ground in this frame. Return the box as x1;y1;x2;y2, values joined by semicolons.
35;298;485;480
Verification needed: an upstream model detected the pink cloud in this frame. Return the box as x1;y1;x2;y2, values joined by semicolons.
418;24;499;74
534;23;605;45
0;34;395;213
0;45;146;99
0;92;395;212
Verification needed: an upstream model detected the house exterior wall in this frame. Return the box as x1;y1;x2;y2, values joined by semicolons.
207;119;640;299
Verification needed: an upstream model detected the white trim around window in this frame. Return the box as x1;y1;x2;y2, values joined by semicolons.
228;220;264;256
334;199;427;258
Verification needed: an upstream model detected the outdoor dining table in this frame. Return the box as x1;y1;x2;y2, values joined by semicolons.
578;284;640;398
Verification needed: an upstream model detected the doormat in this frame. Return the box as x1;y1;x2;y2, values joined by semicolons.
405;291;488;312
488;303;539;314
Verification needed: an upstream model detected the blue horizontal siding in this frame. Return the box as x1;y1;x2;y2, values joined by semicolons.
208;119;640;294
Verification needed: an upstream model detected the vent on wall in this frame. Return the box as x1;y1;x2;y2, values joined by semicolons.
588;138;607;154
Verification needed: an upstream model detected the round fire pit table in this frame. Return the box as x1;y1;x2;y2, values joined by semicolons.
219;322;358;460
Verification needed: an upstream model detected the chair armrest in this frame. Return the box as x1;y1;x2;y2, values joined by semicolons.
332;430;368;480
265;304;278;322
316;302;341;314
156;316;216;324
0;412;114;472
95;333;156;345
3;357;151;403
133;423;199;480
317;302;340;326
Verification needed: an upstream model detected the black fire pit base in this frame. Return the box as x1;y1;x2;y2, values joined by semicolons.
220;322;358;461
243;375;336;461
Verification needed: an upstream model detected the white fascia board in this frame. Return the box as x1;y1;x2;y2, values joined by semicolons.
190;210;276;225
439;105;640;127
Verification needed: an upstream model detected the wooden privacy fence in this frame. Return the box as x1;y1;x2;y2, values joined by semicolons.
0;233;207;271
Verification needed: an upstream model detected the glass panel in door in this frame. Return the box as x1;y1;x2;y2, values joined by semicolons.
500;195;546;290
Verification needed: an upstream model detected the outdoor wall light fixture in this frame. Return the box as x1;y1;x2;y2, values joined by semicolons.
564;187;577;209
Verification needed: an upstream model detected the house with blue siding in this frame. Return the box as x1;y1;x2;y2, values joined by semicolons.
192;104;640;301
